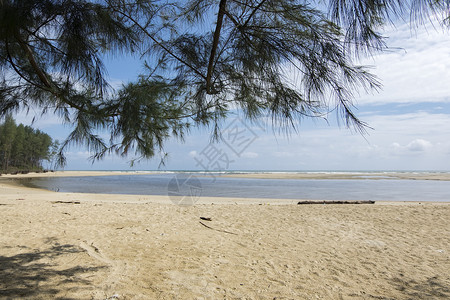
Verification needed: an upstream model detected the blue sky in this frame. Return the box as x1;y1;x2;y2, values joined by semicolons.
14;21;450;171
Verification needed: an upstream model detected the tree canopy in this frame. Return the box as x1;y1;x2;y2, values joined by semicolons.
0;115;55;173
1;0;449;165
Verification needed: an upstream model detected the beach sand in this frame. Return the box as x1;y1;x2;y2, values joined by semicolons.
0;172;449;299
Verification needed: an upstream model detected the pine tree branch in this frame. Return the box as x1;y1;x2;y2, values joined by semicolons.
9;31;103;116
5;48;44;90
206;0;227;94
224;9;240;27
243;0;267;27
109;5;207;81
14;32;53;90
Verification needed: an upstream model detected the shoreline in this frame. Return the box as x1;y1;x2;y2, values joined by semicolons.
0;170;159;178
1;171;449;205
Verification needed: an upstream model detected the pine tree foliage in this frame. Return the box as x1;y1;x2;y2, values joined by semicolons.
1;0;449;165
0;116;54;173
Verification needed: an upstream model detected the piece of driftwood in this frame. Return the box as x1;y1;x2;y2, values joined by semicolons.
199;221;237;235
200;217;212;221
51;201;81;204
297;200;375;205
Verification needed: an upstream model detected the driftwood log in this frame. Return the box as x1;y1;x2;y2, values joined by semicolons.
297;200;375;205
51;201;81;204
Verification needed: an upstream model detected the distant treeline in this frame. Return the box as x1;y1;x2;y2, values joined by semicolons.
0;116;58;174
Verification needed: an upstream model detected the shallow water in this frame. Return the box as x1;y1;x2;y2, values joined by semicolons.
25;173;450;202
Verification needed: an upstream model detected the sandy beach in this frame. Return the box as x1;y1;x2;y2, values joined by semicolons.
0;172;449;299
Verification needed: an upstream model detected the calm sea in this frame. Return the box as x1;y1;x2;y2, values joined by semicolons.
24;172;450;202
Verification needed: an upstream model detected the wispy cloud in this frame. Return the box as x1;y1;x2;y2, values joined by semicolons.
358;22;450;105
241;151;259;159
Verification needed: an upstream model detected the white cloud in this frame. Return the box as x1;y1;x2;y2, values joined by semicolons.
387;139;434;157
406;139;433;152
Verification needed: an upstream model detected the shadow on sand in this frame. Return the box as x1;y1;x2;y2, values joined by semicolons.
392;275;450;299
0;242;105;299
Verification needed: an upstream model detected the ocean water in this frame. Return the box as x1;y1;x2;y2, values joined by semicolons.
24;172;450;202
